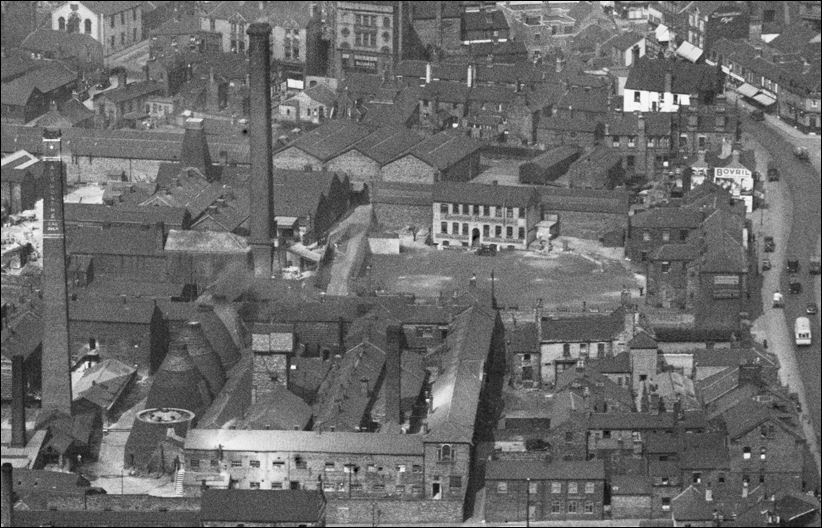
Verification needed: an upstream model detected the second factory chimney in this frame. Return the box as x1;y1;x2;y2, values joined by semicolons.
247;22;276;279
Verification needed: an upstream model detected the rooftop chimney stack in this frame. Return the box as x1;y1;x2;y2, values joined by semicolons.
1;463;13;528
11;355;26;448
247;23;276;278
664;69;673;94
40;128;73;417
181;118;213;180
385;326;403;428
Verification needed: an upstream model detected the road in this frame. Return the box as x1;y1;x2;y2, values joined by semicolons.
741;106;822;481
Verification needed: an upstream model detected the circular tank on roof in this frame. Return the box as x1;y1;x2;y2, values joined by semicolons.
177;320;226;398
136;407;195;425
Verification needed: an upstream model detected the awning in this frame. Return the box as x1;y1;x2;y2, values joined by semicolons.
655;24;672;43
676;41;703;62
753;93;776;106
736;83;759;98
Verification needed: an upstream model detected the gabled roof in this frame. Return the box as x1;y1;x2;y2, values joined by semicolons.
630;207;703;229
433;181;537;208
672;485;715;521
21;29;102;54
425;305;497;443
650;243;699;262
185;428;423;455
348;126;424;165
606;31;645;51
628;331;657;350
73;1;143;16
240;385;312;431
1;62;78;106
285;120;373;162
302;83;337;108
201;489;323;523
596;351;631;373
95;80;164;104
625;58;719;94
408;131;481;170
462;9;509;32
272;170;342;219
719;399;802;440
588;412;676;430
485;459;605;480
67;225;164;257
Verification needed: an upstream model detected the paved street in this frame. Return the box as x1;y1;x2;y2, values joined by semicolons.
739;101;822;482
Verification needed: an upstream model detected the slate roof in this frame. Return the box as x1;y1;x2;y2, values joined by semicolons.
700;231;747;274
75;1;143;15
625;58;719;94
2;124;249;164
587;412;676;430
540;187;630;215
12;511;201;527
485;459;605;480
536;115;599;134
69;298;157;324
627;331;657;350
540;308;626;343
200;489;324;524
607;111;672;136
433;181;538;207
73;359;136;411
408;131;481;170
302;83;337;108
719;399;801;440
1;62;78;106
606;31;645;51
271;170;342;218
185;428;424;455
348;126;424;165
64;203;189;228
422;80;470;103
425;305;496;443
285;120;373;161
557;86;610;114
164;229;249;253
0;310;42;361
596;351;631;373
95;80;164;104
630;207;703;229
672;485;715;521
240;385;313;431
410;1;461;19
507;322;538;353
67;225;164;256
463;10;509;32
370;181;432;206
525;145;582;170
21;29;102;55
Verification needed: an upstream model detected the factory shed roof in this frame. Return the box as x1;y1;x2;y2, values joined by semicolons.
164;229;250;253
185;428;424;455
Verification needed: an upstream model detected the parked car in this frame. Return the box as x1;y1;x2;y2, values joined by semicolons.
773;291;784;308
807;303;819;315
761;258;771;271
810;256;821;275
750;109;765;121
789;275;802;294
764;236;775;252
767;163;779;182
787;256;799;273
794;146;810;161
477;245;497;256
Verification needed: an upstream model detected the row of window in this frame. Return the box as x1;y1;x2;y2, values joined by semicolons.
190;458;426;473
611;136;670;149
58;17;92;33
560;342;607;358
632;91;681;105
353;14;391;28
641;229;691;243
439;203;525;219
108;30;137;48
497;481;597;495
109;8;138;28
440;222;525;240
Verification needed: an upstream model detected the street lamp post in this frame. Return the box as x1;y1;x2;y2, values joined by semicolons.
526;478;531;528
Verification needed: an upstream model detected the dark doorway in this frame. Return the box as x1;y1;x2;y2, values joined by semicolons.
471;228;480;247
290;481;301;490
432;482;441;499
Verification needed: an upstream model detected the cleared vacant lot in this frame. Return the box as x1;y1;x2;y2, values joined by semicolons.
367;246;641;312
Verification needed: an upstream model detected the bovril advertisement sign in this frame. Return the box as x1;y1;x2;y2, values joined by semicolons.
714;167;753;191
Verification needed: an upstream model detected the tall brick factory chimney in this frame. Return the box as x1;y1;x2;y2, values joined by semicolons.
40;128;73;417
385;325;403;430
11;355;26;448
247;22;276;278
180;117;213;180
1;463;13;528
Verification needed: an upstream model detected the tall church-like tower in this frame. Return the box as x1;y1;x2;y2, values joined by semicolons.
40;128;73;416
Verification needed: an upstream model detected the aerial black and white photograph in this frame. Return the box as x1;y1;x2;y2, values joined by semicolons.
0;1;820;526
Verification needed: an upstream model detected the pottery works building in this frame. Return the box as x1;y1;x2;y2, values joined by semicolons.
431;182;541;250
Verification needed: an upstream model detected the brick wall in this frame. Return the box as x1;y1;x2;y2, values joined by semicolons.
550;210;627;241
326;150;380;184
373;203;432;233
423;442;471;501
70;314;167;373
272;147;323;171
44;494;200;511
381;156;437;183
327;497;463;524
485;478;605;522
65;154;162;185
612;494;652;518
